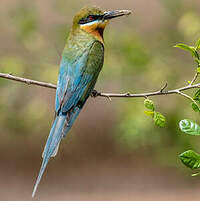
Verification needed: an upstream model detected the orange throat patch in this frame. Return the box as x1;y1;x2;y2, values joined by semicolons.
90;28;104;43
80;21;108;43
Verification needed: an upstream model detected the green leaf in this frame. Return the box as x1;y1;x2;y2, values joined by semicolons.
179;119;200;135
197;66;200;72
195;59;200;67
144;110;154;117
193;89;200;104
194;89;200;98
153;112;166;127
144;99;155;111
179;150;200;169
194;51;199;59
196;39;200;50
191;103;200;112
174;44;196;57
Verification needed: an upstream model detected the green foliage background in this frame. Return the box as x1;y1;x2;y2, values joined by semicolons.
1;0;200;165
0;0;200;199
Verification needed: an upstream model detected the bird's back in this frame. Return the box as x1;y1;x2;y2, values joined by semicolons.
56;30;104;112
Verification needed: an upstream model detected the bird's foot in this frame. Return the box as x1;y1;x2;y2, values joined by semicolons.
91;89;100;98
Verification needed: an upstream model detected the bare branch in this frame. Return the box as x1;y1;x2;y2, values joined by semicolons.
0;73;56;89
96;83;200;99
0;73;200;100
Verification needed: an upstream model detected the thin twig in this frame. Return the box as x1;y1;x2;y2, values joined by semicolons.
177;91;198;106
0;72;200;99
160;82;168;93
190;72;199;85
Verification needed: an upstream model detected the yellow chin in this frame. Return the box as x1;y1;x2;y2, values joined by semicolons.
80;20;109;43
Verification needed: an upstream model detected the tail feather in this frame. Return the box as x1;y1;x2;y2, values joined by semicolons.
42;116;65;158
32;115;65;198
32;152;50;198
32;107;81;197
51;141;61;157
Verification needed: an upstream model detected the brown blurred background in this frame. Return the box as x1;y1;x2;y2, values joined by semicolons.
0;0;200;200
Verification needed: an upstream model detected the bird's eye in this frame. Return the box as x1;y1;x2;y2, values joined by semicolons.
88;15;94;21
79;16;94;25
79;15;103;25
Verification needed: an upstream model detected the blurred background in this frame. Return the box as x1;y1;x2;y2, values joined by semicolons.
0;0;200;200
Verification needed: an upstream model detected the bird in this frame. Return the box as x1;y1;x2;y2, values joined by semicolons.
32;6;131;197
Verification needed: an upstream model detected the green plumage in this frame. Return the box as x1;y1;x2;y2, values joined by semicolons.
79;41;104;103
62;8;105;104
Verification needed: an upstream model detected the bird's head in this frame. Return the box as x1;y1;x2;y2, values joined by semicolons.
72;7;132;42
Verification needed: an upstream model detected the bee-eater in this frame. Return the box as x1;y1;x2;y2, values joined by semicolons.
32;6;131;197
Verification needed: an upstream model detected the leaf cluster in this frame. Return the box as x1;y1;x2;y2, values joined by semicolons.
179;119;200;175
176;38;200;176
144;99;166;128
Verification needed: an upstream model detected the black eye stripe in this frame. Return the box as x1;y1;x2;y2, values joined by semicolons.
78;15;103;25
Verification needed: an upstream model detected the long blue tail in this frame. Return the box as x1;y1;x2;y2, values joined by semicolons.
32;107;81;197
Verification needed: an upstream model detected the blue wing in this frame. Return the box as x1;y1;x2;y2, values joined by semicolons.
56;48;92;114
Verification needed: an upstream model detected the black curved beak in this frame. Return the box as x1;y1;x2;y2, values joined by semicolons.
103;10;132;21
